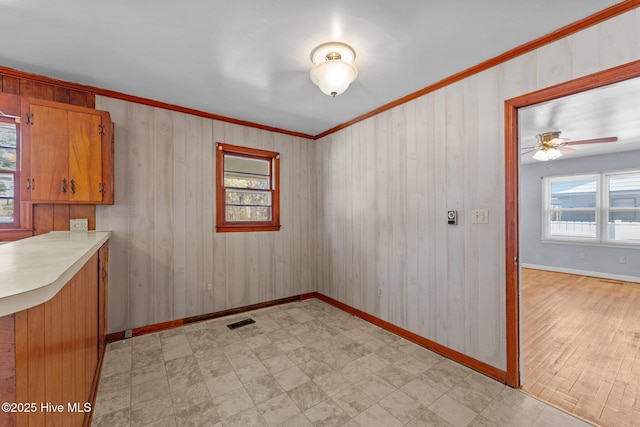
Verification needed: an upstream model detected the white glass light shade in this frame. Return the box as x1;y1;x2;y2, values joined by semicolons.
532;148;563;161
309;42;358;97
533;150;549;161
546;148;563;160
310;60;358;97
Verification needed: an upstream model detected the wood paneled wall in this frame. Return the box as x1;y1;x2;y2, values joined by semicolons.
314;8;640;370
32;204;96;235
0;74;94;108
95;98;316;333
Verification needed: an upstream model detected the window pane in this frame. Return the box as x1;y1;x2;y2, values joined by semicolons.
608;212;640;242
0;122;17;148
550;179;597;208
0;173;14;224
225;206;271;222
609;174;640;207
226;190;271;206
224;155;269;176
606;173;640;242
549;210;596;238
0;147;17;171
224;172;270;189
0;173;13;197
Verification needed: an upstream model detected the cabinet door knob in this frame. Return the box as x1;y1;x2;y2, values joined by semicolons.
62;179;67;194
26;179;31;190
70;179;76;194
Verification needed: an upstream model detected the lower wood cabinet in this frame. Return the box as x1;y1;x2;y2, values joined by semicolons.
0;243;108;427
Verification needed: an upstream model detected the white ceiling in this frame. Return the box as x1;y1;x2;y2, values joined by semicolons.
519;76;640;164
0;0;624;136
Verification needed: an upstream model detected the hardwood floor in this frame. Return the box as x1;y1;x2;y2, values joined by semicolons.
521;268;640;427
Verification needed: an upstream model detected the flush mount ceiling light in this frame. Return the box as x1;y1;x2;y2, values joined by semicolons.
310;42;358;97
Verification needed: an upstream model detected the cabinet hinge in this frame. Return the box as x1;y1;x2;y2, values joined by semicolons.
25;113;34;125
99;182;106;194
98;124;106;135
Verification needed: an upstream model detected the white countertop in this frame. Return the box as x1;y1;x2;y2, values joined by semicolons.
0;231;111;317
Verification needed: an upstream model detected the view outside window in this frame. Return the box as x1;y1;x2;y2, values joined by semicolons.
607;173;640;243
224;155;272;222
0;121;17;226
547;176;598;239
544;171;640;244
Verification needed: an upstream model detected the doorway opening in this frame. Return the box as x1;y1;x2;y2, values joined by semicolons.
505;60;640;425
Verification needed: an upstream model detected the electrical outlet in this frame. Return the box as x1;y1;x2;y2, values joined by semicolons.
69;218;89;231
124;329;133;339
70;218;88;232
76;218;88;231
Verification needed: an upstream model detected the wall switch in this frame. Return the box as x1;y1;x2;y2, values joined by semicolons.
471;209;489;224
579;253;586;260
619;257;626;264
206;283;214;292
377;287;383;297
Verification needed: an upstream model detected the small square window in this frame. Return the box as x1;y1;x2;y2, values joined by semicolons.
216;142;280;232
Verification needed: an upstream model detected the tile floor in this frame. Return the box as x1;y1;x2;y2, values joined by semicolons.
91;299;592;427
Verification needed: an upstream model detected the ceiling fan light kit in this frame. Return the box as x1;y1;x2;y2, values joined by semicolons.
524;130;618;162
310;42;358;97
533;131;566;161
532;147;563;161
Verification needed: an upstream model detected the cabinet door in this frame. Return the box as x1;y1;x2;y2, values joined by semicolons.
29;104;69;201
21;97;113;204
68;111;103;202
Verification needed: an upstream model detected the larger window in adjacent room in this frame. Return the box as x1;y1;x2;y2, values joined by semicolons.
543;170;640;245
216;142;280;232
0;117;20;229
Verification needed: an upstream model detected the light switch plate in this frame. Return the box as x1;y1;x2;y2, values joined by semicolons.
472;209;489;224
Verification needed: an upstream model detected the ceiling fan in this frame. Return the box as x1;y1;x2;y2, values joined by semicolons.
522;131;618;161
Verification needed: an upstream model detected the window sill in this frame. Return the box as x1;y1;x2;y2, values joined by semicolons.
541;238;640;249
0;228;34;242
217;225;281;233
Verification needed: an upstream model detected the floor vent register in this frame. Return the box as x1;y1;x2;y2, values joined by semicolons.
226;318;255;330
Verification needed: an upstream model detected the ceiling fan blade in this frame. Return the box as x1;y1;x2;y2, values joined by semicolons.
566;136;618;145
521;148;538;155
521;145;538;150
557;146;575;154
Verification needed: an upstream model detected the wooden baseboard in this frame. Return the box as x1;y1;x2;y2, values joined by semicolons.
309;292;507;384
104;292;506;384
105;295;301;343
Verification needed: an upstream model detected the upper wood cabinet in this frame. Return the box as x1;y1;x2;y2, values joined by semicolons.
20;98;114;204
